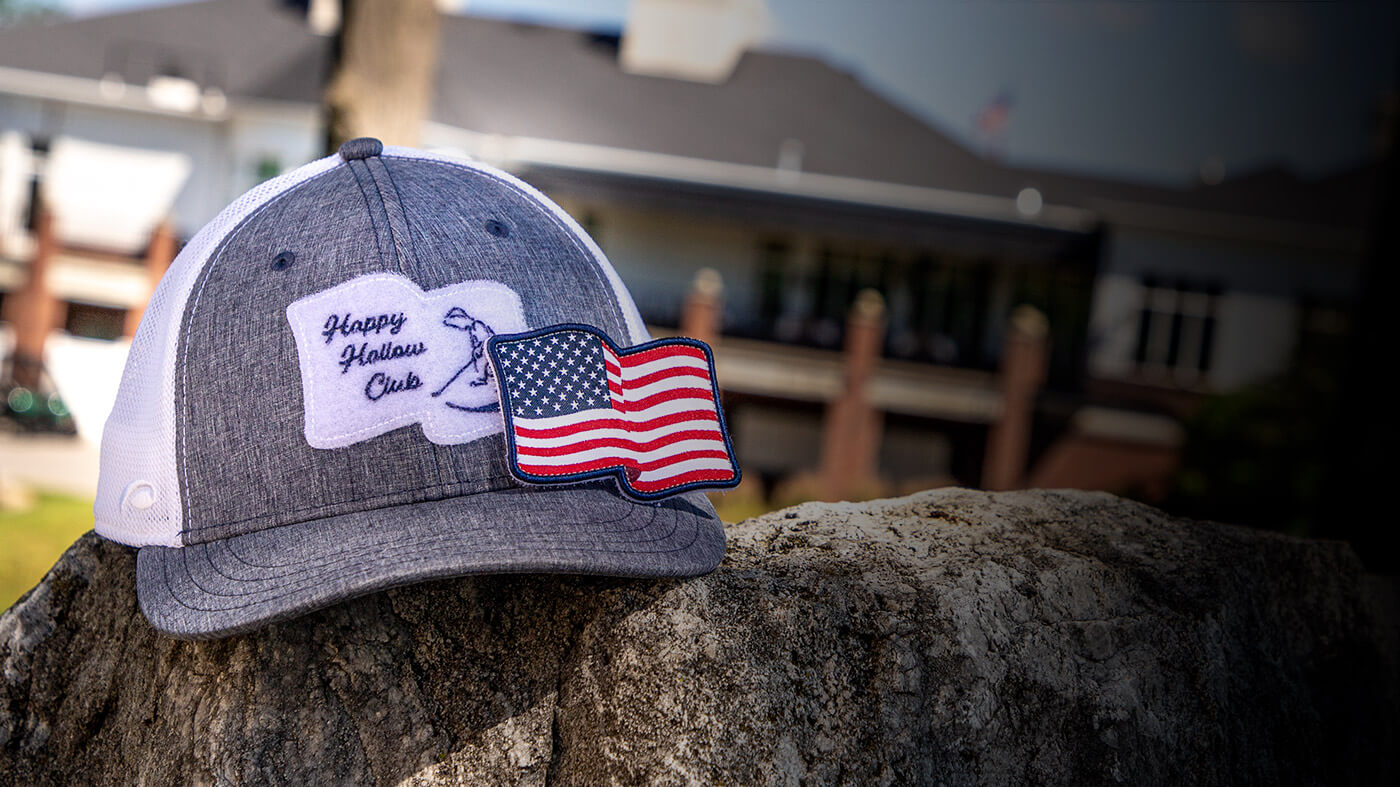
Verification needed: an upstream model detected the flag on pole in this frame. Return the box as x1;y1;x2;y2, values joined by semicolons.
489;324;740;500
974;90;1014;154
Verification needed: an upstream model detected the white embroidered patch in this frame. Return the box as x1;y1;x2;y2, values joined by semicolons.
286;273;527;449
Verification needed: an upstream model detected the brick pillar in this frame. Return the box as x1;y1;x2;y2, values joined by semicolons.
679;267;723;348
982;305;1049;491
819;289;886;500
124;219;177;337
3;207;59;389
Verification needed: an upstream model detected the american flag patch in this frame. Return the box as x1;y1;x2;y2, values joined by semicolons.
488;324;740;500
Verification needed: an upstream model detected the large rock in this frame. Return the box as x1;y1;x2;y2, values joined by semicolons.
1;489;1395;784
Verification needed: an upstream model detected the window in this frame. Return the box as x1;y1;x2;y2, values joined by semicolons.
25;135;49;232
1132;278;1218;381
63;302;127;342
1009;264;1095;388
809;246;862;347
756;240;791;339
887;255;990;367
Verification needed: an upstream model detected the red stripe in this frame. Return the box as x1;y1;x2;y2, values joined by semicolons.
518;449;733;475
508;337;731;492
515;429;726;457
624;365;710;389
631;467;738;492
514;409;719;439
614;388;715;413
615;344;707;368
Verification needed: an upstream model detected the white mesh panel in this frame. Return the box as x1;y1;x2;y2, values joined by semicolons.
382;146;651;345
94;154;344;547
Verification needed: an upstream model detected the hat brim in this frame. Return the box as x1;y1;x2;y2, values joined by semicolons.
135;482;724;639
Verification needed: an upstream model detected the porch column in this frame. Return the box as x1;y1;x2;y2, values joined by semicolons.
679;267;724;348
3;207;59;389
819;289;886;500
983;305;1049;490
124;219;177;337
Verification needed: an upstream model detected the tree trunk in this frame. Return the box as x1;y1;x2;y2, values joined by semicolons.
324;0;441;152
2;490;1396;784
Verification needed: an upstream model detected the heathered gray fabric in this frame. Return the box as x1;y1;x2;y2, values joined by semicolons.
388;157;631;335
177;156;633;542
138;484;722;639
146;147;725;638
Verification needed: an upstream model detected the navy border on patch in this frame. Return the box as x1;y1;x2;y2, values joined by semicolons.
488;323;741;501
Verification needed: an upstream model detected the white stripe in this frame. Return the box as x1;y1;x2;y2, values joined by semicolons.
516;438;730;467
621;377;714;402
636;456;737;482
515;397;719;430
516;421;724;449
612;396;719;421
612;355;709;380
606;357;709;410
606;364;624;405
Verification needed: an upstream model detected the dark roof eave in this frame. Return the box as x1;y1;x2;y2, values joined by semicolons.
516;162;1104;262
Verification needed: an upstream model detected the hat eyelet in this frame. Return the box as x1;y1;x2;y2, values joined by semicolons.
123;481;157;511
271;251;296;271
484;219;510;238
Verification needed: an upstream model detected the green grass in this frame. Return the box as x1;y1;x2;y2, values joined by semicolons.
1;491;93;611
707;492;779;524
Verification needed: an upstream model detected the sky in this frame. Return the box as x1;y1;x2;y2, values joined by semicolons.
52;0;1400;187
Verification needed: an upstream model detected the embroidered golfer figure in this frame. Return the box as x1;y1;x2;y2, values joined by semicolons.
286;273;527;448
433;306;499;412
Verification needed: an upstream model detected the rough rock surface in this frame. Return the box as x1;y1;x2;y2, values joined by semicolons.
1;489;1396;785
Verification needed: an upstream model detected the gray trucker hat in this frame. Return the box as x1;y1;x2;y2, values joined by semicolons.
94;138;726;639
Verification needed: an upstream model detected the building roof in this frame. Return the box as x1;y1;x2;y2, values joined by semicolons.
0;0;328;104
430;19;992;193
0;0;1379;239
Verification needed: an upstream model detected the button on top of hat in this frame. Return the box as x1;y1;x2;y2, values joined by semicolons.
338;137;383;161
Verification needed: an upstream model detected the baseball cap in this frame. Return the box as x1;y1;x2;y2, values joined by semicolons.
94;138;731;639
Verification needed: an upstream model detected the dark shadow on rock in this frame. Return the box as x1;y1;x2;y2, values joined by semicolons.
2;490;1397;784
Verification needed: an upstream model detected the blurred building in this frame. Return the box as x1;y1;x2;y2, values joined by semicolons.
0;0;1375;499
